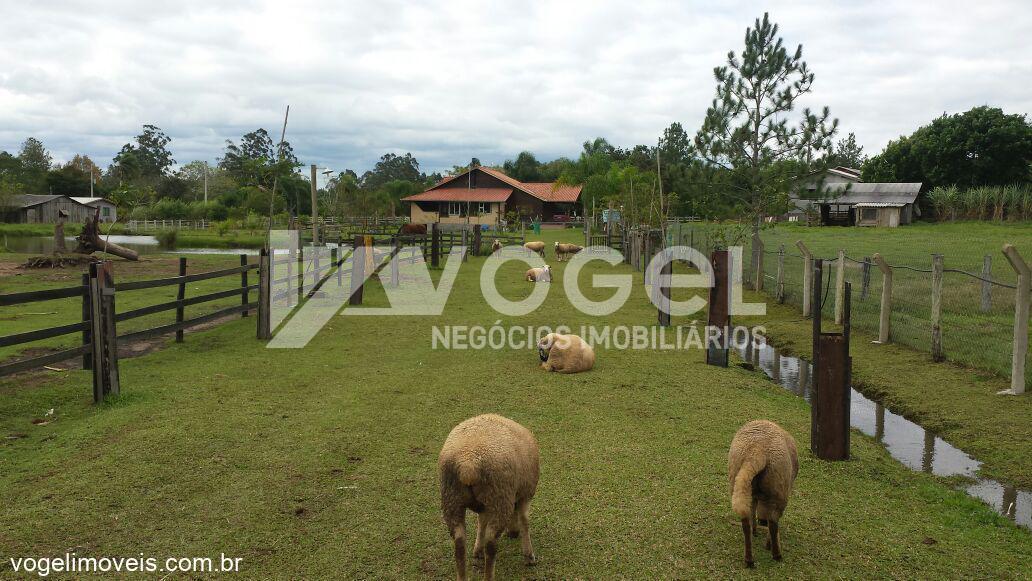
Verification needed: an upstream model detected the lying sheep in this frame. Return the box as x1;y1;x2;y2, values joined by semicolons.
554;241;583;262
523;241;545;258
525;265;551;282
439;414;540;581
537;333;595;373
728;420;799;568
491;239;502;254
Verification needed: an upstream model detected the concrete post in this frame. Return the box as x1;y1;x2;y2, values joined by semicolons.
872;253;892;344
1000;244;1029;395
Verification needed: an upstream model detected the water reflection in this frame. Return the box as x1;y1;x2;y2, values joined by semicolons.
5;236;260;256
734;337;1030;530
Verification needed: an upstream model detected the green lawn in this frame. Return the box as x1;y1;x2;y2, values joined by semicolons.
1;230;1029;578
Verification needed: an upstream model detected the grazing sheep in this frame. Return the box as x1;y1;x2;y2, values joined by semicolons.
554;241;583;262
523;241;546;258
491;239;502;254
439;414;540;581
537;333;595;373
728;420;799;568
525;265;551;282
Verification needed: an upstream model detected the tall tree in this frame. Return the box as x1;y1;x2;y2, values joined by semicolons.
826;132;867;169
18;137;52;193
503;151;542;182
131;125;175;178
863;106;1032;188
360;153;422;190
694;13;837;234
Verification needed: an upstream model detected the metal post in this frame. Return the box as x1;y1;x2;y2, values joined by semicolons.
931;254;944;362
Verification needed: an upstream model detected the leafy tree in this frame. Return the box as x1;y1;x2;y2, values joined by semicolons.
157;175;189;200
132;125;175;178
503;151;542;182
219;128;300;189
18;137;52;193
694;13;837;233
863;106;1032;188
826;132;866;169
177;161;238;201
110;146;143;185
360;153;422;190
46;166;93;196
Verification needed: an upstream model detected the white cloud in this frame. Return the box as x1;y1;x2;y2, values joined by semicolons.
0;0;1029;174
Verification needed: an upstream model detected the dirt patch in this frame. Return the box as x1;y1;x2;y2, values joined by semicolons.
0;261;22;278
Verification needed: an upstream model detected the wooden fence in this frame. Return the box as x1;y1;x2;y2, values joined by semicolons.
0;256;258;401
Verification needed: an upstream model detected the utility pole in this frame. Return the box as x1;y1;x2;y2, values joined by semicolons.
310;163;319;245
203;162;209;204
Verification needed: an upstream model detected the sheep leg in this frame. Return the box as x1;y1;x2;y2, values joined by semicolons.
450;521;468;581
506;510;520;538
482;523;500;581
741;518;754;568
517;501;537;565
472;516;487;564
751;502;759;537
768;521;782;561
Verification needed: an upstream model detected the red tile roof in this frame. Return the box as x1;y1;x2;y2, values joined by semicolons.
405;166;582;204
401;188;513;202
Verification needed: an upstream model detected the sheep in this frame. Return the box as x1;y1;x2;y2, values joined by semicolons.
439;414;540;581
537;333;595;373
554;241;583;262
525;265;551;282
523;241;546;258
491;239;503;254
727;420;799;568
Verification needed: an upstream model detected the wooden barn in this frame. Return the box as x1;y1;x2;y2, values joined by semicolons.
2;195;98;224
786;167;922;227
70;197;118;223
401;166;583;225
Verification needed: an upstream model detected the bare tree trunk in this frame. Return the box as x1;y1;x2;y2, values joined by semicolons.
75;208;139;261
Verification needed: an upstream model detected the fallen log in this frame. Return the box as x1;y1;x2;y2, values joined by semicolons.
75;208;139;261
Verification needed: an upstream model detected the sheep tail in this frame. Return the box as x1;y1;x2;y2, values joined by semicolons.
731;455;765;518
456;456;481;487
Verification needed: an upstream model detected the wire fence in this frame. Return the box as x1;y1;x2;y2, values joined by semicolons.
748;242;1028;384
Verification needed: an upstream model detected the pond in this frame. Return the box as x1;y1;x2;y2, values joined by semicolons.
733;337;1031;530
4;236;260;256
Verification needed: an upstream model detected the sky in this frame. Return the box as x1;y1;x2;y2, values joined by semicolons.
1;0;1030;177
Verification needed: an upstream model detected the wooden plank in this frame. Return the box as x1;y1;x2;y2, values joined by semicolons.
0;345;91;378
118;303;257;344
116;286;258;322
88;263;104;402
0;321;91;348
114;265;256;291
99;262;119;397
0;285;84;306
240;254;250;318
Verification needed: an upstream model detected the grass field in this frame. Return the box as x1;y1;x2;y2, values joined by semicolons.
1;229;1030;578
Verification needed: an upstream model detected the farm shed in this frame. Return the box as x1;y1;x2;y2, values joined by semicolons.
1;194;97;224
402;166;583;225
785;168;922;227
70;197;118;223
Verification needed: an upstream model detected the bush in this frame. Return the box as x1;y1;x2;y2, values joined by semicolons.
155;229;178;249
215;221;230;237
153;198;189;220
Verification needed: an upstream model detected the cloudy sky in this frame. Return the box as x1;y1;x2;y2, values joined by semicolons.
1;0;1029;176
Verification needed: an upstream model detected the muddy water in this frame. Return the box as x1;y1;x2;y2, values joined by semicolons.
733;337;1031;530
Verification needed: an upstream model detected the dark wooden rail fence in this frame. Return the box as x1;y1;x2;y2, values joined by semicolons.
0;255;259;403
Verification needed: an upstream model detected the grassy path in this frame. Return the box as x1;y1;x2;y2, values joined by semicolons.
1;234;1030;578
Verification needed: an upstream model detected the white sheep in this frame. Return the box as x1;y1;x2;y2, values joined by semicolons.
537;333;595;373
439;414;540;581
525;265;551;282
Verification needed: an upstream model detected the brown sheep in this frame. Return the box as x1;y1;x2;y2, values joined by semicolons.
554;241;583;262
491;239;503;254
439;414;540;581
523;241;545;258
525;265;551;282
537;333;595;373
728;420;799;568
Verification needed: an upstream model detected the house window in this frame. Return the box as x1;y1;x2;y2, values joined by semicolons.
449;202;463;216
476;202;489;215
860;208;878;222
101;207;111;217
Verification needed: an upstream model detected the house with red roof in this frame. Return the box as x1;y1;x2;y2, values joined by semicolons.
400;165;583;225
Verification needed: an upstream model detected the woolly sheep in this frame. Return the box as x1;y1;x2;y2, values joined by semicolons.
525;265;551;282
491;239;502;254
523;241;546;258
554;242;583;262
439;414;540;581
537;333;595;373
728;420;799;568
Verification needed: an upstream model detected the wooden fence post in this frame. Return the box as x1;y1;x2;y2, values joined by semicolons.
1001;244;1029;395
860;257;871;301
286;244;294;306
98;261;119;397
776;244;785;303
931;254;944;362
752;232;764;291
872;253;892;344
658;248;672;327
350;235;364;305
240;254;249;318
981;254;992;312
81;273;92;370
835;249;846;324
332;247;341;287
462;229;468;262
297;246;305;303
431;223;440;268
257;248;271;340
176;257;187;343
797;241;813;317
473;227;482;257
391;236;401;288
88;264;104;402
